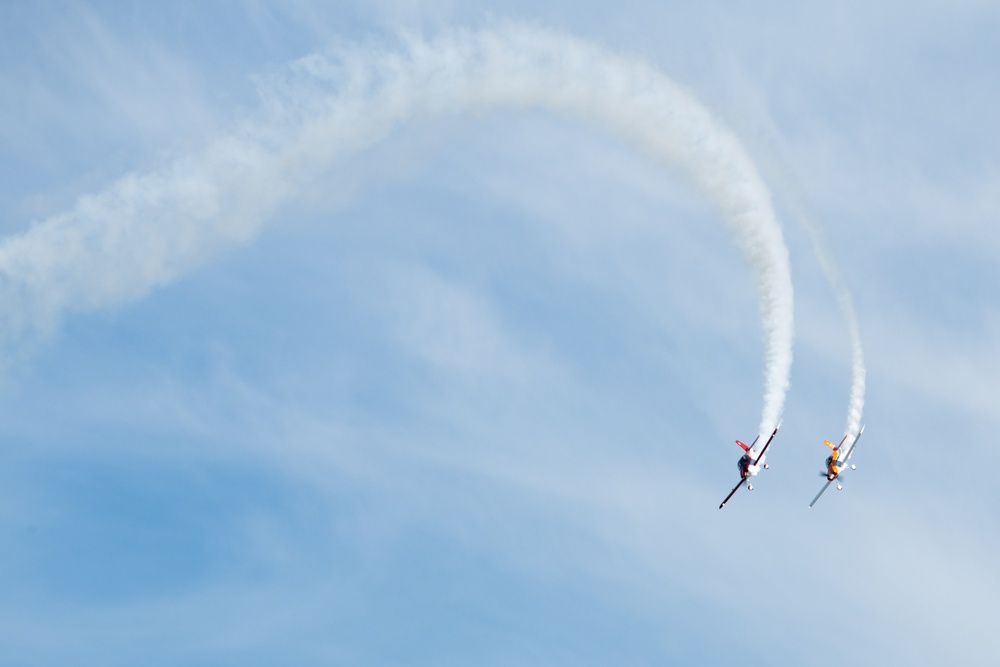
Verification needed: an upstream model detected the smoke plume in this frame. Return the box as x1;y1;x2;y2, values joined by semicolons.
0;23;794;435
786;197;866;436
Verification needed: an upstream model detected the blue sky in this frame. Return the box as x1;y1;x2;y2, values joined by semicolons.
1;2;998;665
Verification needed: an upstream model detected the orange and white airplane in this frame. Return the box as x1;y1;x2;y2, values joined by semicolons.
718;425;779;509
808;424;865;508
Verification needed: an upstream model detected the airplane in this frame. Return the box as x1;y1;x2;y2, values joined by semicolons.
808;424;865;508
718;425;779;509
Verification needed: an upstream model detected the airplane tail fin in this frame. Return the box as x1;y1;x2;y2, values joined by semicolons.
823;439;835;450
736;440;751;452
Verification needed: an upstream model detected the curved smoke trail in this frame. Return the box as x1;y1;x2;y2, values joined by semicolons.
0;23;793;435
786;197;865;436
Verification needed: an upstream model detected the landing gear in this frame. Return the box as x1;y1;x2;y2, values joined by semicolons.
837;483;843;490
748;483;754;491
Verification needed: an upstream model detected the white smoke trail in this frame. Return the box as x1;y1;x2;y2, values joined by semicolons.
0;22;793;435
785;197;866;436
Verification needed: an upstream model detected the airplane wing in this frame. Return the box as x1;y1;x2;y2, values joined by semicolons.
808;479;835;508
842;425;865;462
752;426;779;465
719;478;747;509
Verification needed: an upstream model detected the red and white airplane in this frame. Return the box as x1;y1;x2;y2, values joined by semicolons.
718;425;779;509
808;424;865;508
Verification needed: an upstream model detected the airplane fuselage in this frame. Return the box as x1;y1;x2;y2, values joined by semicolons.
825;452;841;480
739;453;764;478
809;426;864;508
719;426;778;509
